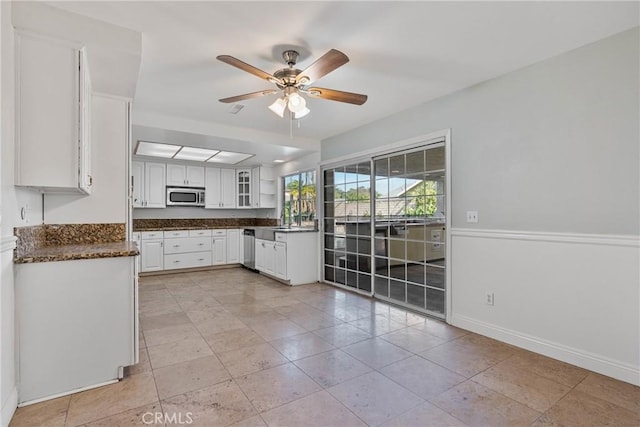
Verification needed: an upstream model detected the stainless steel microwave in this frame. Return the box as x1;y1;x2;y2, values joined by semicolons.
166;187;205;207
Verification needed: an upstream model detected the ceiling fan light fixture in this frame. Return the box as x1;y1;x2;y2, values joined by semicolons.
294;106;310;119
287;92;306;113
268;97;287;118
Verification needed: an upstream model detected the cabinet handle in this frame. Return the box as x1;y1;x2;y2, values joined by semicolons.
198;258;204;261
198;243;204;246
88;175;93;186
173;260;180;263
261;243;265;248
173;244;180;248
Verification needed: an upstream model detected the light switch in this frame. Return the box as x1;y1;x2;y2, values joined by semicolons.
466;211;478;223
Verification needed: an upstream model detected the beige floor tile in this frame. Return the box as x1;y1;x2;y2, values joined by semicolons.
574;372;640;413
341;337;413;369
431;380;541;427
248;318;307;341
175;296;222;312
192;316;248;336
287;312;343;331
204;327;266;353
410;319;469;341
328;371;424;426
65;372;158;426
127;346;152;375
143;323;201;347
147;337;213;369
261;390;366;427
379;327;447;353
324;305;372;323
381;401;467;427
502;351;589;388
348;315;407;336
84;402;164;426
9;395;69;427
217;343;289;377
139;298;183;318
215;293;258;305
532;389;640;427
379;307;428;326
185;307;234;324
161;380;256;427
139;289;174;303
293;349;372;388
228;415;267;427
472;360;572;412
235;363;322;413
420;334;514;377
262;295;303;308
380;355;466;400
269;332;335;361
140;312;191;332
313;324;372;347
153;355;231;399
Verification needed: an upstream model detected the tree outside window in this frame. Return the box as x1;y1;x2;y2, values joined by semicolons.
283;170;316;227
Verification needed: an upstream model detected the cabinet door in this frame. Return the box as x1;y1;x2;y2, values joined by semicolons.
226;229;240;264
166;164;187;186
221;169;236;208
205;167;222;208
15;32;82;191
186;166;205;187
78;49;92;194
255;239;266;272
145;163;166;208
251;168;260;208
275;242;287;280
237;169;251;208
212;236;227;265
264;242;276;275
131;161;144;208
141;240;164;272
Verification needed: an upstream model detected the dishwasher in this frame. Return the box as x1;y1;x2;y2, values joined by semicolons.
242;229;256;271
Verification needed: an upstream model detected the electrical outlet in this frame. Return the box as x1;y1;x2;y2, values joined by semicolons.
466;211;478;223
485;292;494;306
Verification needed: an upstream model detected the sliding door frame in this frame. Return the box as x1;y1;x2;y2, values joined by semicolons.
319;129;452;322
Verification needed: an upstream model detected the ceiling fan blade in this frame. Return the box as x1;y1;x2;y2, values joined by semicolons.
306;87;368;105
296;49;349;85
219;89;278;103
217;55;283;85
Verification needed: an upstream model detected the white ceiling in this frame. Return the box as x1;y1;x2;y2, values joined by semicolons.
49;1;638;143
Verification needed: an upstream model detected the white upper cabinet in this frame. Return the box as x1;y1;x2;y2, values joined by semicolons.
15;31;93;194
132;161;166;208
166;164;205;187
205;167;236;209
252;166;276;208
237;169;252;208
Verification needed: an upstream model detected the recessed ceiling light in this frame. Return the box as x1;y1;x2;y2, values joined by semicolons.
207;151;254;165
174;147;220;161
135;141;181;158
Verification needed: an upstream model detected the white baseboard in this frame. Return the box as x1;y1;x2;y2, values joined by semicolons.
1;387;18;427
451;313;640;386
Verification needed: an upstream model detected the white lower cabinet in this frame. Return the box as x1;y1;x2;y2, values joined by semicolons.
140;240;163;272
212;233;227;265
226;229;241;264
256;232;318;285
164;251;212;270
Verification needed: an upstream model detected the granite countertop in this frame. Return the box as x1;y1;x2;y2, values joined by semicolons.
272;228;319;233
134;226;238;231
14;241;139;264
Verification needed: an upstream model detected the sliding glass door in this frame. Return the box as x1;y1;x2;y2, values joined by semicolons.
322;141;446;318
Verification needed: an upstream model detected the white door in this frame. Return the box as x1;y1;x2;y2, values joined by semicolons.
221;169;236;208
166;164;186;186
264;242;276;275
251;167;260;208
275;242;287;280
141;240;164;272
186;166;205;187
131;161;144;208
226;229;240;264
145;162;166;208
212;236;227;265
237;169;251;208
255;239;265;272
205;167;221;208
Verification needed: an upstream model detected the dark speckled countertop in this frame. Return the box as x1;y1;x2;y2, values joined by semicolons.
14;241;139;264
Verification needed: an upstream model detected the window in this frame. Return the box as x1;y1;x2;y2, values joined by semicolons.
283;170;316;227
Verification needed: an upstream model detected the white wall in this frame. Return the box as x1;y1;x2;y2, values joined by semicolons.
1;2;42;425
44;95;130;224
322;28;640;384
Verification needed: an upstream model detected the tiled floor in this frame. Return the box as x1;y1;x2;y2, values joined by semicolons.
10;268;640;426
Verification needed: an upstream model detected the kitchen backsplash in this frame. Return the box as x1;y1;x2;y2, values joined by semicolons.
133;218;279;231
14;223;126;259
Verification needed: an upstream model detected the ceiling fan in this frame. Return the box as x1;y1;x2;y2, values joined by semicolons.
217;49;367;119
